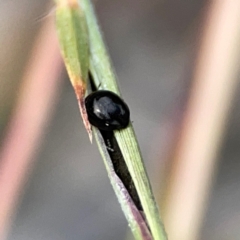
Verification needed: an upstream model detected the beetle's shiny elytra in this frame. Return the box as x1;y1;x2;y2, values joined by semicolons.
85;90;130;131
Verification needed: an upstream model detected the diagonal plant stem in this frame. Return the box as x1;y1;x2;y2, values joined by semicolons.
54;0;167;239
80;1;167;239
54;0;167;238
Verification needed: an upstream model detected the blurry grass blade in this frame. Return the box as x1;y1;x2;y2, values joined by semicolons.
55;0;92;140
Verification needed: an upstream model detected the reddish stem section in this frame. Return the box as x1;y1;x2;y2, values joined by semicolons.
74;84;92;142
0;18;63;239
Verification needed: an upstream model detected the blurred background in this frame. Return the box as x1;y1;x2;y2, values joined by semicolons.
1;0;240;239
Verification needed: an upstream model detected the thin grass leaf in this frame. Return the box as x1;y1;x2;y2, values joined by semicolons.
55;0;92;140
94;129;152;240
55;0;167;238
